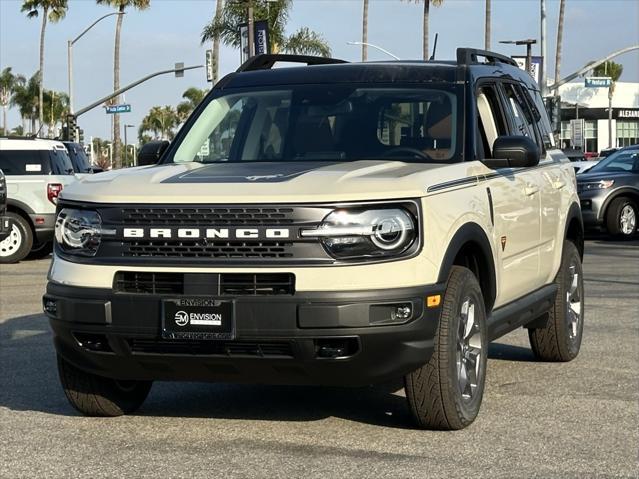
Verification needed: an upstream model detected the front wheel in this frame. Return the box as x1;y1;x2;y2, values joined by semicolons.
404;266;488;430
528;240;584;362
606;197;637;238
57;355;152;417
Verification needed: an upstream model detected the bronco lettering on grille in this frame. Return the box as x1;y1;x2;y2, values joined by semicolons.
122;227;291;240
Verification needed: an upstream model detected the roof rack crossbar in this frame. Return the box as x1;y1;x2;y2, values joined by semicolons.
237;54;348;73
456;48;519;67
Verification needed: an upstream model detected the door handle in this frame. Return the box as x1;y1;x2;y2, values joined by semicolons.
524;184;539;196
552;180;566;190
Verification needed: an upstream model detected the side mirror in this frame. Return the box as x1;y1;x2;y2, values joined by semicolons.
484;136;540;169
137;140;170;166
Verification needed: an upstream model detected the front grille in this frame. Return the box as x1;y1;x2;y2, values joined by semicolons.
123;240;294;259
121;207;295;226
113;272;295;296
220;273;295;296
129;339;294;357
114;272;185;294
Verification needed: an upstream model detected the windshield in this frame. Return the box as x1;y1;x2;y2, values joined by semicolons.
169;85;461;165
588;148;639;173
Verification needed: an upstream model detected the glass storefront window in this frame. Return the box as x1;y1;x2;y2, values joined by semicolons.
584;120;597;153
617;120;639;147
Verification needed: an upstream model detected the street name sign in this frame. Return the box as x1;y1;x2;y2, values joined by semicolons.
585;77;612;88
106;104;132;114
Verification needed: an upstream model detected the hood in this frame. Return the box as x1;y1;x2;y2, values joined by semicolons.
59;160;481;204
577;170;631;182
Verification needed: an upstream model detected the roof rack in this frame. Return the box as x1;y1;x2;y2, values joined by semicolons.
456;48;519;67
237;54;348;73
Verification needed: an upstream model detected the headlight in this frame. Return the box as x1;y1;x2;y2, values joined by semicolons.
301;208;417;259
580;180;614;191
54;208;102;256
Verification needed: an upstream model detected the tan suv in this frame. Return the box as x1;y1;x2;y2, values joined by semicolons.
44;50;584;430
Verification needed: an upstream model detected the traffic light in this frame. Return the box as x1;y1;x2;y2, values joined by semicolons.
65;114;77;141
544;96;561;134
77;128;84;145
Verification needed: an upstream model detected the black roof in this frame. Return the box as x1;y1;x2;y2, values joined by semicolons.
218;49;539;91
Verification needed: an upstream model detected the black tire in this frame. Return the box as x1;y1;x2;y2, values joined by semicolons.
0;212;33;264
27;241;53;260
57;355;152;417
528;241;584;362
404;266;488;430
605;197;637;239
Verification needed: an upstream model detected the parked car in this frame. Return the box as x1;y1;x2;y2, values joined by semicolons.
45;50;584;430
0;137;76;263
0;169;9;242
573;160;600;175
578;145;639;238
561;148;586;162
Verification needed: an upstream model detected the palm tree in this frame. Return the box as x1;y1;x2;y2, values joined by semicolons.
403;0;443;60
0;68;26;134
21;0;68;130
139;105;179;142
593;61;623;149
484;0;491;50
42;89;69;137
96;0;151;170
201;0;331;58
10;72;40;134
362;0;369;61
554;0;565;85
177;87;207;122
281;28;331;57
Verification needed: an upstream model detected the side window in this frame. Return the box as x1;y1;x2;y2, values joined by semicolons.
501;82;542;148
529;89;555;149
0;150;46;175
475;83;507;158
50;149;74;175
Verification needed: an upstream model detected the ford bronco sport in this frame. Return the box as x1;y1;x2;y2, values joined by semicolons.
0;137;76;263
44;50;584;430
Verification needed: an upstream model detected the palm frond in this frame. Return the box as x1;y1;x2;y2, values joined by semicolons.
282;27;331;57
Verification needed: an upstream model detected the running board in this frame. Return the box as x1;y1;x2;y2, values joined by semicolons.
487;284;558;342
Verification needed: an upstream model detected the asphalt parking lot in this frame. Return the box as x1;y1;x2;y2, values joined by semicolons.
0;239;637;478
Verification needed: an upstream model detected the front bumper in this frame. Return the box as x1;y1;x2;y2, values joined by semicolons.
44;282;444;386
578;188;610;228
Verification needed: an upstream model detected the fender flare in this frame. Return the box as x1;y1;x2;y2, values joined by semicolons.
437;222;497;312
598;187;639;222
564;201;584;258
6;198;36;216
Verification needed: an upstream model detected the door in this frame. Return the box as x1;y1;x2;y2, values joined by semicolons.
476;81;542;305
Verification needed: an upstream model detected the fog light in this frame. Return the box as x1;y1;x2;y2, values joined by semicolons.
43;297;57;315
392;304;412;321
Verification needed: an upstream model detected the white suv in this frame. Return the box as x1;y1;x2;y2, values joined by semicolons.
44;51;584;430
0;137;76;263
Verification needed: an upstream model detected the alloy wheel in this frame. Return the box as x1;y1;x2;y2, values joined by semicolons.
619;205;636;235
456;297;483;402
566;261;583;341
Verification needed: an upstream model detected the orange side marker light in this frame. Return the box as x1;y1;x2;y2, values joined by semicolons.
426;295;441;308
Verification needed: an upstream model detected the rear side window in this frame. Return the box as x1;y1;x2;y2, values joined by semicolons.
0;150;49;175
50;149;75;175
529;89;555;149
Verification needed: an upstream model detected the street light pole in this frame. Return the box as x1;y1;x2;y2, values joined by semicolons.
68;12;124;114
123;124;134;167
499;39;537;76
347;42;401;60
540;0;547;96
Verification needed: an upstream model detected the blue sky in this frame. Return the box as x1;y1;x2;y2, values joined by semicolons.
1;0;637;142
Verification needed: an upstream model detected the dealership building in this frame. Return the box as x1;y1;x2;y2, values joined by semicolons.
557;81;639;153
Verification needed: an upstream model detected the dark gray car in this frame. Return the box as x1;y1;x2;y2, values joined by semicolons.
577;145;639;237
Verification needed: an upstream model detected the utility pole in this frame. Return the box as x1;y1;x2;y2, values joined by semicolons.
499;39;537;76
540;0;547;96
485;0;491;50
247;3;255;58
